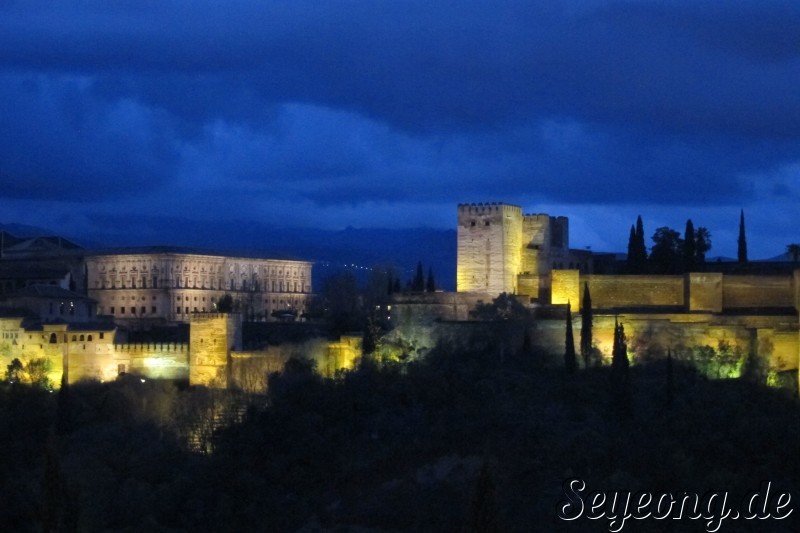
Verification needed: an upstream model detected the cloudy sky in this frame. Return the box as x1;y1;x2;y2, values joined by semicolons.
1;0;799;258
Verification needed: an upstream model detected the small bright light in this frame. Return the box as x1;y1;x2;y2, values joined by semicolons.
140;378;146;383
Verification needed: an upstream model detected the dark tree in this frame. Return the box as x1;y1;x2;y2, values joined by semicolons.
426;267;436;292
666;349;674;410
216;294;234;313
695;227;711;264
362;316;379;356
738;209;748;263
649;227;683;273
580;283;593;369
56;373;72;436
683;219;696;272
611;319;629;375
626;225;637;272
634;215;647;272
470;293;529;321
392;278;402;293
412;261;425;292
564;302;577;374
466;462;501;533
611;319;631;416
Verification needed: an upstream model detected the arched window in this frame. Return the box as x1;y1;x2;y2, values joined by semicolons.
79;335;84;341
49;333;57;344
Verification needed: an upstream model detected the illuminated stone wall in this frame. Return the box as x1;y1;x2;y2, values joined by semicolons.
189;313;242;386
86;252;313;325
457;203;523;294
580;275;685;309
722;275;794;309
551;270;581;306
688;273;723;312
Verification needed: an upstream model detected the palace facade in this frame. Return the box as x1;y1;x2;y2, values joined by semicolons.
85;248;313;326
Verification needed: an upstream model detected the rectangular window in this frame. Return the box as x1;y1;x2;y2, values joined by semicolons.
152;306;157;314
176;306;181;314
99;332;104;339
110;307;115;314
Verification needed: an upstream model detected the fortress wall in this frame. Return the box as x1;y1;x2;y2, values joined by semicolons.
189;313;241;386
688;273;723;312
582;275;685;309
457;203;522;294
230;336;357;392
722;275;793;309
551;270;580;306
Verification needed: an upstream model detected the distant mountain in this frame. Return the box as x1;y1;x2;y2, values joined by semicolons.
0;222;57;237
0;220;458;291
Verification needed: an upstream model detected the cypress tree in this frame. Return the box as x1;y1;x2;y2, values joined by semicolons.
738;209;748;263
683;219;696;272
580;283;593;368
626;225;637;272
635;215;647;272
666;349;674;410
611;318;629;375
695;227;711;264
611;318;632;417
426;267;436;292
413;261;425;291
564;302;577;374
466;462;501;533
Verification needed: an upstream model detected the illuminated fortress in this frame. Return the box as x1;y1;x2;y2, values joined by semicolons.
392;202;800;386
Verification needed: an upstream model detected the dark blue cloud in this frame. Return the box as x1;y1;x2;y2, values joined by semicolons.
0;0;799;259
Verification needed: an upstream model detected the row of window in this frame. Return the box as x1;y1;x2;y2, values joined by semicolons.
96;278;310;292
46;332;105;343
105;306;157;316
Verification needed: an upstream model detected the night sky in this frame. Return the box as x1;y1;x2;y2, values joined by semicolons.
1;1;799;259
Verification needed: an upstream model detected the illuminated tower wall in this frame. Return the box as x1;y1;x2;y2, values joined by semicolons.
456;203;523;294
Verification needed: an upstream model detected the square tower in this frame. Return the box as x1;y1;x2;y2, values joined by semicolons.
456;203;523;294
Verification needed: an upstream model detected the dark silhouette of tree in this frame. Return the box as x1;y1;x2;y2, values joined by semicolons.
611;319;629;375
634;215;647;272
611;318;631;417
56;373;72;436
362;316;380;356
392;278;402;293
666;349;674;410
5;358;23;383
627;216;648;273
470;293;529;321
426;267;436;292
466;462;500;533
564;302;577;374
738;209;748;263
580;283;593;369
649;227;683;273
786;244;800;263
216;294;234;313
695;227;711;264
683;220;696;272
626;225;637;272
412;261;425;292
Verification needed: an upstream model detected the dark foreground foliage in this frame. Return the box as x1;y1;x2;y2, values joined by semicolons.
1;345;799;532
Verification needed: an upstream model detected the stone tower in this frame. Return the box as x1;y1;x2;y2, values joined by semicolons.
456;203;523;294
189;313;243;386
